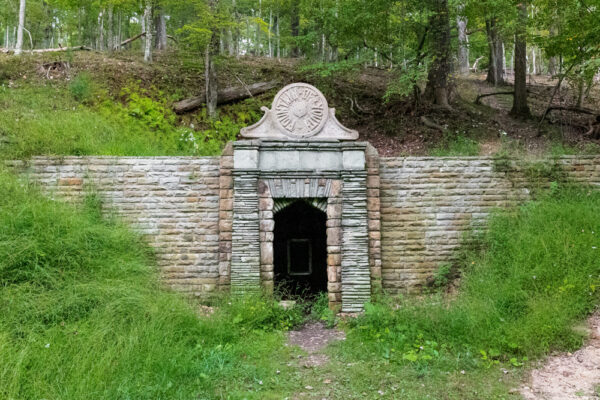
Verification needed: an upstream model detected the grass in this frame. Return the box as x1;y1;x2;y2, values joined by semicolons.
0;169;305;399
320;184;600;398
0;83;191;159
1;170;599;399
430;133;480;156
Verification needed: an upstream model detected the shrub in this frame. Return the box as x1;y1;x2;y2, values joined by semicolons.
69;73;94;103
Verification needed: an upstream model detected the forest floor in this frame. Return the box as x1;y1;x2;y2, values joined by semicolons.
1;50;599;158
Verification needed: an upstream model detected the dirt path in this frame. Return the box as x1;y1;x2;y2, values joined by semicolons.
287;322;345;398
288;321;345;368
520;313;600;400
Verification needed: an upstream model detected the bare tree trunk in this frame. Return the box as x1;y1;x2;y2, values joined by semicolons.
143;1;152;62
155;8;167;50
15;0;25;55
511;1;531;118
457;4;469;74
268;9;272;58
290;0;300;57
486;18;504;85
424;0;451;108
206;0;220;118
97;9;104;51
107;5;114;52
256;0;262;56
276;14;280;59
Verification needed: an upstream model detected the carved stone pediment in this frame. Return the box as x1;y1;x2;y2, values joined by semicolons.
240;83;359;141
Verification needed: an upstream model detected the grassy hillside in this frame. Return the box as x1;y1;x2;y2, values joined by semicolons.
1;166;598;398
1;51;599;159
324;185;600;398
0;169;305;399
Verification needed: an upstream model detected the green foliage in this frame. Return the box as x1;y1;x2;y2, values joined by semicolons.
68;73;94;103
309;292;337;328
341;185;600;370
384;64;428;101
0;169;298;399
430;132;480;156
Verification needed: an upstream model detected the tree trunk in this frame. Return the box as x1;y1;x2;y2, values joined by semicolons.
486;18;504;85
276;14;280;59
268;9;272;58
143;1;152;62
155;8;167;50
98;9;104;51
15;0;25;55
456;4;469;74
510;1;531;118
206;0;220;119
107;6;114;52
424;0;451;108
290;0;300;57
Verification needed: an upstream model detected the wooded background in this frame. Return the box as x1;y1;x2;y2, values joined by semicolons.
1;0;599;120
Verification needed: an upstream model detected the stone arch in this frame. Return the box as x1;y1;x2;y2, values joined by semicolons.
273;198;328;214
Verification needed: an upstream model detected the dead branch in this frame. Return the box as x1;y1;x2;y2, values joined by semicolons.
118;32;146;48
474;91;514;105
538;63;576;126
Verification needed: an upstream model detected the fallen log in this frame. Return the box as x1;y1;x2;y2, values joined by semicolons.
29;45;92;53
173;80;278;114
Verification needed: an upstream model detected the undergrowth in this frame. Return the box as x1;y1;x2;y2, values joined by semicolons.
340;184;600;368
0;169;301;399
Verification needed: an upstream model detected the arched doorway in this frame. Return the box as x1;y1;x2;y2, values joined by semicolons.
273;200;327;297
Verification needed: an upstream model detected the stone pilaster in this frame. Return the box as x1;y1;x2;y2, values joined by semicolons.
341;171;371;312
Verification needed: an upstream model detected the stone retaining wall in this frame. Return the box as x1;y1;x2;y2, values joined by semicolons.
9;154;600;298
9;157;221;296
379;156;600;293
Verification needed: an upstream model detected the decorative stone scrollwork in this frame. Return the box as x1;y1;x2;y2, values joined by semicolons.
240;83;359;141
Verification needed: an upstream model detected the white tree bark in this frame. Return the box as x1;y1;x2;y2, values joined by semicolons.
107;5;114;51
143;2;152;62
456;4;469;74
15;0;26;55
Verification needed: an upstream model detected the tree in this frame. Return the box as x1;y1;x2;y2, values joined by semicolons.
143;0;152;62
424;0;451;108
457;3;469;75
14;0;25;54
290;0;300;57
206;0;219;118
510;1;530;117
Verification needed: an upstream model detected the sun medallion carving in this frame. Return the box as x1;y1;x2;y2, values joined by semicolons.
272;83;329;138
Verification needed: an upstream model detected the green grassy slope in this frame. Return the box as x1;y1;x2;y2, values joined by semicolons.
0;169;303;399
325;185;600;398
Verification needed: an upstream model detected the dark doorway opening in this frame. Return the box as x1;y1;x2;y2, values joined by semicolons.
274;200;327;297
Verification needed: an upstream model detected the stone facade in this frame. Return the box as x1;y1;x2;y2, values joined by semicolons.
6;82;600;312
8;154;600;310
9;157;221;296
379;156;600;293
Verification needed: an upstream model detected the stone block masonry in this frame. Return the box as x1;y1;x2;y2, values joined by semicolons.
379;155;600;294
8;154;600;302
9;157;221;297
